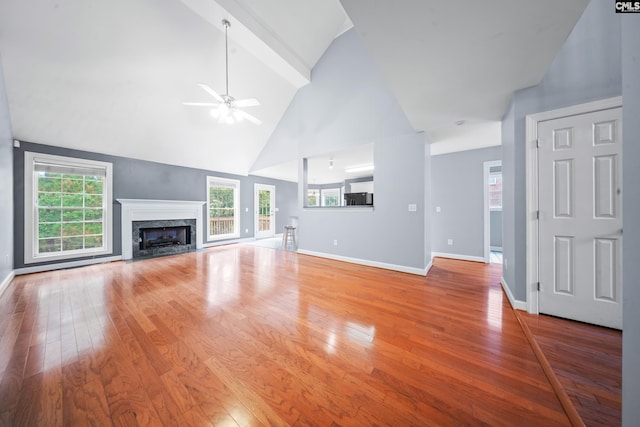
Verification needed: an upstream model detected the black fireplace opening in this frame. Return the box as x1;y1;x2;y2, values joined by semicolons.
139;226;191;250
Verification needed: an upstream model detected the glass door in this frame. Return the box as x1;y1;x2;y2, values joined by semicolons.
254;184;276;238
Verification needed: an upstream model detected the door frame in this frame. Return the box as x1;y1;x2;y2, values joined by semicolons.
483;160;502;263
254;183;276;239
524;96;622;314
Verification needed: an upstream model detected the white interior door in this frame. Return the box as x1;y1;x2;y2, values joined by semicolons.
538;107;622;329
255;184;276;239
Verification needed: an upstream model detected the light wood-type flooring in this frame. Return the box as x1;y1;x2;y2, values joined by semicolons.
519;312;621;426
0;245;621;426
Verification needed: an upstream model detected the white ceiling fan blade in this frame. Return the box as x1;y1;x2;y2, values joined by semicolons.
233;98;260;108
235;109;262;125
197;83;224;103
182;102;219;107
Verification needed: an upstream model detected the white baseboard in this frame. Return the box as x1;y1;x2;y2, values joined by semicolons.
203;235;284;249
15;255;122;275
425;259;433;276
431;252;486;263
203;237;258;248
0;270;15;298
500;277;527;311
297;249;429;276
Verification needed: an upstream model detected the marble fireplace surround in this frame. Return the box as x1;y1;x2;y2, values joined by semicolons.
117;199;205;260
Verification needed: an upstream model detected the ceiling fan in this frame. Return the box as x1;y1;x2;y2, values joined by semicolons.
183;19;262;125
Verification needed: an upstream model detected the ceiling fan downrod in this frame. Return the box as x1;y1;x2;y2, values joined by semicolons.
222;19;230;97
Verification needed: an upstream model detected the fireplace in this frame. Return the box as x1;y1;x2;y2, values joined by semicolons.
132;218;197;259
117;199;205;261
139;226;191;250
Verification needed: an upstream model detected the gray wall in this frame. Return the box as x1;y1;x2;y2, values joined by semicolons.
490;211;502;248
431;146;501;258
622;13;640;427
300;133;426;268
502;0;622;300
0;54;13;284
257;29;428;270
13;141;298;269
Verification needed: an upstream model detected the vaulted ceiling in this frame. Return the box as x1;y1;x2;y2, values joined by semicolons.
0;0;588;180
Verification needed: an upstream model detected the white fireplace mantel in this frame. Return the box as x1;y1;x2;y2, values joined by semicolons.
117;199;205;260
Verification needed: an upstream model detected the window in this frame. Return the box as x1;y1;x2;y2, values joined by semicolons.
321;188;341;206
207;176;240;240
489;172;502;210
307;189;320;207
24;152;113;264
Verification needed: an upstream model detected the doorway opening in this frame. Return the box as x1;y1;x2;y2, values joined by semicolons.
255;184;276;239
484;160;502;264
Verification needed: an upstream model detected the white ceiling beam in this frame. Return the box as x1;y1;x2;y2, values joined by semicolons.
178;0;310;88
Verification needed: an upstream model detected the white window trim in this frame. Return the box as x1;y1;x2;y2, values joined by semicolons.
306;189;320;207
24;151;113;264
206;176;240;241
320;187;341;207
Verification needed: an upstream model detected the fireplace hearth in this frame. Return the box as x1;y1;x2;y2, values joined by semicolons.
132;218;197;259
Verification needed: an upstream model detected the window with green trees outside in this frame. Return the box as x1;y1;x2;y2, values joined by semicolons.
207;176;240;240
24;152;113;264
37;172;105;253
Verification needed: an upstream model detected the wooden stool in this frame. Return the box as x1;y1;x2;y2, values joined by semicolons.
282;226;297;250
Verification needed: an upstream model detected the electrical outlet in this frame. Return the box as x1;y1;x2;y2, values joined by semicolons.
436;206;441;213
333;239;338;246
245;228;249;233
447;239;453;246
408;204;417;212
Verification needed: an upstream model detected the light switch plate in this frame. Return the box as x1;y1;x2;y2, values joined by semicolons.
436;206;441;213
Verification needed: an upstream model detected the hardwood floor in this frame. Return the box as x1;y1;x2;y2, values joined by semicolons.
0;245;617;426
518;312;622;426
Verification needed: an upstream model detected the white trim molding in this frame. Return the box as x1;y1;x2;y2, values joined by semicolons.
425;259;434;276
0;270;15;298
117;199;205;260
431;252;486;263
203;237;258;248
15;256;121;275
298;249;429;276
500;277;527;311
24;151;114;264
524;96;622;314
206;176;240;241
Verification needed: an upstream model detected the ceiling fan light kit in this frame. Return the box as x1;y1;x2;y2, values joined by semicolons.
183;19;262;125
